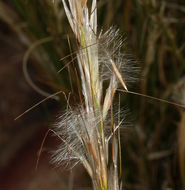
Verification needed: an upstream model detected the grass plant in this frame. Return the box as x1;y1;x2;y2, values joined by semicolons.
1;0;185;189
51;1;136;189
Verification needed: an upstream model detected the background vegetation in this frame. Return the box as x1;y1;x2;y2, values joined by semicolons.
0;0;185;189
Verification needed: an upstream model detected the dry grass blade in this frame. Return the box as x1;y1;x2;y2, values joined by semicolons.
23;37;55;99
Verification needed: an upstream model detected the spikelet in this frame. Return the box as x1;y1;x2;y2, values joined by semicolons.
98;27;139;86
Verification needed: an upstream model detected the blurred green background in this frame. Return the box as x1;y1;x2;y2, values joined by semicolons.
0;0;185;189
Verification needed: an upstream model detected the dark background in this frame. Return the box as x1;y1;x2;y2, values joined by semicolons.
0;0;185;189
